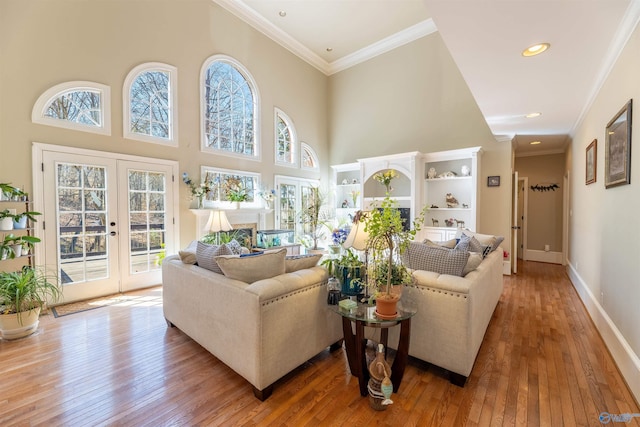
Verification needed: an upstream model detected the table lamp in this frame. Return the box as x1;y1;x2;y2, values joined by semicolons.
205;210;233;244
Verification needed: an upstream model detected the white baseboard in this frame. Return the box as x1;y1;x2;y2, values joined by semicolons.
525;249;563;264
567;262;640;404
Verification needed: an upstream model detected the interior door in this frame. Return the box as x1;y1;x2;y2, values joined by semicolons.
40;148;176;303
512;171;519;274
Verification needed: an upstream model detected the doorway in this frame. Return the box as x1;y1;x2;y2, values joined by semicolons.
33;143;179;304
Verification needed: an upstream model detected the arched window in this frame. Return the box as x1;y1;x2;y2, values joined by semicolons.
123;62;177;145
32;81;111;135
275;108;297;167
301;142;319;171
201;55;259;158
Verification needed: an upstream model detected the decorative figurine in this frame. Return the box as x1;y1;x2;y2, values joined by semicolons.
437;171;457;178
431;218;439;226
427;167;437;179
445;193;459;208
461;165;471;176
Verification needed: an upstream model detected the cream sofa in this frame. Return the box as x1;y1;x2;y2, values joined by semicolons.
162;253;343;400
388;243;504;386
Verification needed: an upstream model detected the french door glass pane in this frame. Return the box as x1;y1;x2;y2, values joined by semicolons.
279;183;296;230
57;163;108;284
129;170;166;274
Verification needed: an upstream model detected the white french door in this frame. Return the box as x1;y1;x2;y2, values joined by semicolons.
35;144;178;304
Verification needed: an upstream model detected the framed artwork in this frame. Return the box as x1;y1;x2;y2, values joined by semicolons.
487;176;500;187
586;139;597;185
605;99;632;188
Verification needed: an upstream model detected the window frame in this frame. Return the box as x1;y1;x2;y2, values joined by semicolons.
200;54;261;161
200;166;262;209
274;108;298;168
123;62;178;146
32;81;111;135
274;175;320;240
300;142;320;171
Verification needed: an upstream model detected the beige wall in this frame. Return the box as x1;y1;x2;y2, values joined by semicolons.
0;0;329;246
515;153;565;252
328;33;512;247
569;18;640;399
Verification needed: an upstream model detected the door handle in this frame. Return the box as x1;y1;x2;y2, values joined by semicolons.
110;231;117;236
511;226;521;230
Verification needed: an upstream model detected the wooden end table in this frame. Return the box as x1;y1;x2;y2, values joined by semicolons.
331;303;416;397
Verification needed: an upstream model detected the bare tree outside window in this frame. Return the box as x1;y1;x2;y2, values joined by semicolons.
129;71;170;139
203;61;256;156
45;90;102;126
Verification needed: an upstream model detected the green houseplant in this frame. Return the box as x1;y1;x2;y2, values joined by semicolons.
0;266;62;339
321;249;365;296
365;170;424;317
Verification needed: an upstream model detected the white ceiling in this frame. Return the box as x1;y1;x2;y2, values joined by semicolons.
213;0;640;155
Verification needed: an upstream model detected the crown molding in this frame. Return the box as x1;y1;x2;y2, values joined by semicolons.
327;19;437;75
212;0;436;76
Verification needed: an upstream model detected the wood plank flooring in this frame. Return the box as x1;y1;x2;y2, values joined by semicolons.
1;261;638;426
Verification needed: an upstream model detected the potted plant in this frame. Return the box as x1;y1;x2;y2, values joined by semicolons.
299;186;331;252
223;176;249;208
2;234;23;258
0;209;15;231
18;235;41;256
321;249;365;296
12;210;41;229
365;171;424;318
0;266;62;339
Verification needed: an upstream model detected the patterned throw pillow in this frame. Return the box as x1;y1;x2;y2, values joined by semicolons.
195;241;233;274
285;254;322;273
226;239;244;255
454;233;471;252
405;242;470;277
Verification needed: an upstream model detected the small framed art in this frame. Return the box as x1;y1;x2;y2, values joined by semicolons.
487;176;500;187
586;139;597;185
605;99;632;188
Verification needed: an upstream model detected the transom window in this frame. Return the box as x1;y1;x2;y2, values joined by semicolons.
32;81;111;135
200;166;260;208
301;142;319;170
275;108;297;166
124;62;177;145
201;55;259;158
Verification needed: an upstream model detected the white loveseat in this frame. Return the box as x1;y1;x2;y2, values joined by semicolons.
387;233;504;385
162;250;343;400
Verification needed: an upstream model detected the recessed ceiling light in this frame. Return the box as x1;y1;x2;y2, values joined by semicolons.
278;10;286;17
326;47;333;52
525;112;542;118
530;141;541;145
522;43;550;57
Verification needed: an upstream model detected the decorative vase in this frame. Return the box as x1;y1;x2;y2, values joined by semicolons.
13;216;27;229
197;196;204;209
328;245;341;256
0;217;13;231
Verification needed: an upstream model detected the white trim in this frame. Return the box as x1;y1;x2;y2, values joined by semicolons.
123;62;178;146
274;107;298;168
212;0;437;76
300;142;320;171
567;262;640;403
524;249;563;264
200;54;261;161
32;81;111;136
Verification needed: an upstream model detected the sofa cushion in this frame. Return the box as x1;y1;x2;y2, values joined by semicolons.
179;240;199;265
285;254;322;273
195;241;233;274
424;238;457;249
463;252;483;276
404;242;470;277
216;248;287;283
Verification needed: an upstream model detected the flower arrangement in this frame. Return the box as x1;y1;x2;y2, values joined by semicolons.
223;177;248;202
373;169;398;193
331;228;349;246
258;188;277;205
182;172;214;204
350;189;360;207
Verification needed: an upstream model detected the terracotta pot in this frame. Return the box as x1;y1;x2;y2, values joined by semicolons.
375;286;402;319
0;307;41;340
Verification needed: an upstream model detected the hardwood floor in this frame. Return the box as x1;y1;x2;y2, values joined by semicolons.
1;261;638;426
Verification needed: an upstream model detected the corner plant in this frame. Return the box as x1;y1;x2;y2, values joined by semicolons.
0;266;62;323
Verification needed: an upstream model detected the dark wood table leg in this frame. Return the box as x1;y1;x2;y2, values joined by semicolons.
390;318;411;392
355;320;368;396
341;317;358;375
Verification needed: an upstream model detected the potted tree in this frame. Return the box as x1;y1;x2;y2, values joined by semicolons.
299;186;331;253
0;266;62;339
365;170;424;318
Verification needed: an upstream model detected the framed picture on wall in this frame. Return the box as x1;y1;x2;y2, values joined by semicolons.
487;176;500;187
586;139;597;185
605;99;632;188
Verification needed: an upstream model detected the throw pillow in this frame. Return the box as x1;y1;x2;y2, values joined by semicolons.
216;248;287;283
423;238;457;249
405;242;470;277
226;239;245;255
178;240;199;264
456;229;504;252
454;233;471;252
463;252;483;276
195;241;233;274
466;235;485;254
285;254;322;273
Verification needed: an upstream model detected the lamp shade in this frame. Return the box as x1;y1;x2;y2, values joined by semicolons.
343;218;368;251
205;210;233;233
